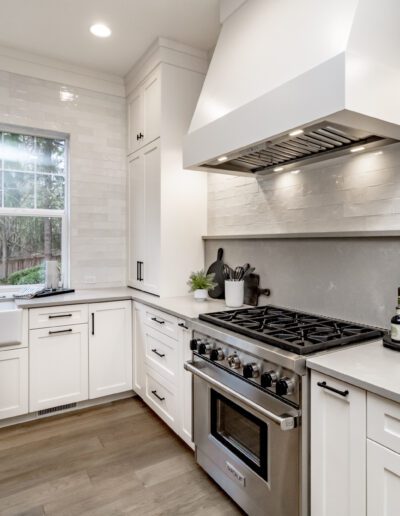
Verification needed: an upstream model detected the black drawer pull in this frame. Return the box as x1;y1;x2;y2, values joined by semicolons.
49;329;73;335
151;317;165;325
151;348;165;358
317;381;349;397
178;322;188;330
151;390;165;402
49;314;72;319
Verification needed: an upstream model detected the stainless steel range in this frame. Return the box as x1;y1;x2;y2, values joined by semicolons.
185;305;385;516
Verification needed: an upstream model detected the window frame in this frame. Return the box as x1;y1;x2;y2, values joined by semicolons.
0;124;70;289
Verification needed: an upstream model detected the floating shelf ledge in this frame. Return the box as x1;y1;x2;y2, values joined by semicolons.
202;230;400;240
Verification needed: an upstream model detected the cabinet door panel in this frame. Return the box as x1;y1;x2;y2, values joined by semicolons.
142;142;160;294
178;320;194;448
142;70;161;147
311;370;366;516
367;439;400;516
133;303;145;395
128;88;143;155
0;348;28;419
89;301;132;399
30;324;88;412
128;153;145;289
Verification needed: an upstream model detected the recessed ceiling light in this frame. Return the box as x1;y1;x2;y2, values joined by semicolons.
59;88;77;102
90;23;111;38
289;129;304;137
291;169;300;174
217;156;228;162
273;167;284;172
350;146;365;153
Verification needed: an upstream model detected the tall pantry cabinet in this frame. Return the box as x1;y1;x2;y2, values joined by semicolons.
126;39;208;297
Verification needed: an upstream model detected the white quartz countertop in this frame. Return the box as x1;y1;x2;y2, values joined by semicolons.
307;340;400;403
15;287;232;320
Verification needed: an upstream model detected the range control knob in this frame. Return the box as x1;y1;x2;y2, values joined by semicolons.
276;377;296;396
198;341;212;355
190;339;199;351
261;370;279;388
210;348;224;361
227;354;241;369
243;363;260;379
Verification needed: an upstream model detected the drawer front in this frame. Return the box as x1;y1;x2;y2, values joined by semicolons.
144;307;178;340
29;304;88;329
144;368;176;427
144;327;177;381
368;392;400;453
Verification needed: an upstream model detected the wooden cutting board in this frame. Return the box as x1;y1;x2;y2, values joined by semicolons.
244;273;271;306
206;248;225;299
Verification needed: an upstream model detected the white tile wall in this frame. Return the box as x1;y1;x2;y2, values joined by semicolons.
0;70;127;288
208;143;400;235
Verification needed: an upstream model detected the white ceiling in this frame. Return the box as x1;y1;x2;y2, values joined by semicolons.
0;0;220;77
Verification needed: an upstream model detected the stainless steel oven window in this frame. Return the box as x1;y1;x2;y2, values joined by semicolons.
210;389;268;481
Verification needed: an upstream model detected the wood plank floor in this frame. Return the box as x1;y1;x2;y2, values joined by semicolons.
0;397;243;516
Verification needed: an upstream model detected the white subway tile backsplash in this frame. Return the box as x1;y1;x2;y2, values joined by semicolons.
208;143;400;235
0;70;127;288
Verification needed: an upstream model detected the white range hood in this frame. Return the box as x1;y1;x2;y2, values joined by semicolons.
183;0;400;175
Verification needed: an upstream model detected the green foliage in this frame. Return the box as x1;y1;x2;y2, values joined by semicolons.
7;265;45;285
187;269;217;292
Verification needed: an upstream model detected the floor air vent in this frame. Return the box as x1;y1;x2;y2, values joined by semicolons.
38;403;77;416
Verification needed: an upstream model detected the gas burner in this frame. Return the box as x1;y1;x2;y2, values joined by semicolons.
199;305;385;355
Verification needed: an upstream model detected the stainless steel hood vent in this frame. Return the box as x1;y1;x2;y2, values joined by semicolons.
201;122;398;175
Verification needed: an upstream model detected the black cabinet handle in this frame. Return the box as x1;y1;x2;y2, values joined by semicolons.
136;261;139;281
178;322;189;330
139;261;143;281
151;348;165;358
317;381;349;397
139;132;144;139
92;313;95;335
49;314;72;319
151;390;165;402
151;317;165;325
49;328;72;335
136;134;140;141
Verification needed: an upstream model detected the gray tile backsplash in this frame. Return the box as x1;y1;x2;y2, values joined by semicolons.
205;238;400;329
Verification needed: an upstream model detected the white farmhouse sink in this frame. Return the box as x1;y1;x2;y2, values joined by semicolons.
0;300;23;346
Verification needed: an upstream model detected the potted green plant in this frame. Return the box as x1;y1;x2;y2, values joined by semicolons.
187;269;217;302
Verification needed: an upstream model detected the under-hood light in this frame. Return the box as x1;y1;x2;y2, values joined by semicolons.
373;151;383;155
289;129;304;137
291;169;301;174
217;156;228;162
273;167;284;172
350;146;365;153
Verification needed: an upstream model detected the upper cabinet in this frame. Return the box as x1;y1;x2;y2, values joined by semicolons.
126;40;208;297
127;68;161;155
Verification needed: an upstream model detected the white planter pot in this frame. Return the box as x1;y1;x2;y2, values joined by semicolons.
193;289;208;302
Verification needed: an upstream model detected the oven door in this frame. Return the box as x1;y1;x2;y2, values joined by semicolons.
185;358;300;516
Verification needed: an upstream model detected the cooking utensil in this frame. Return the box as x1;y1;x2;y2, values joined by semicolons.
244;273;271;306
207;248;225;299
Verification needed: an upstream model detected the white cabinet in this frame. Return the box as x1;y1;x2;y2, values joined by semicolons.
367;439;400;516
128;141;160;295
178;319;193;447
310;370;366;516
133;302;193;448
89;301;132;399
30;324;89;412
126;51;207;297
0;348;28;420
127;68;161;155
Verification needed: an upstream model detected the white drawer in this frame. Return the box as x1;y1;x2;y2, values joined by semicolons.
29;304;88;329
144;306;178;340
144;326;177;382
144;367;177;428
368;392;400;454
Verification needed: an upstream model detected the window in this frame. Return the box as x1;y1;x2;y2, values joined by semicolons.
0;128;68;287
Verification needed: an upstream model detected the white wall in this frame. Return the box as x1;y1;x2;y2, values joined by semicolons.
0;70;126;288
208;143;400;235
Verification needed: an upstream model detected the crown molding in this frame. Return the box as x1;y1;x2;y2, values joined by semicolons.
125;37;209;97
0;45;125;97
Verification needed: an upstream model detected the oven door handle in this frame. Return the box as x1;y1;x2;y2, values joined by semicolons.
184;361;298;431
